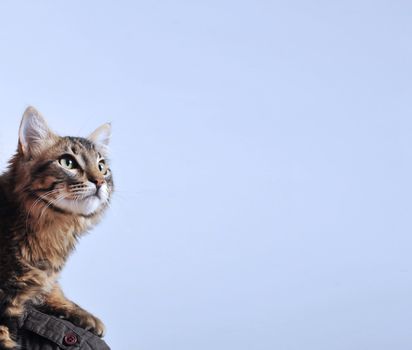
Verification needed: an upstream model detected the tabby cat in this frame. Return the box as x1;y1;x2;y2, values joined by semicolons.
0;107;113;349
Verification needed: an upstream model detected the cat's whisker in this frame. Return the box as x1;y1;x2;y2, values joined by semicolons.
38;193;69;222
25;188;63;232
71;189;93;194
70;191;94;199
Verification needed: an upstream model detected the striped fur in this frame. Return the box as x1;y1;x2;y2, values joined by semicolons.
0;107;113;348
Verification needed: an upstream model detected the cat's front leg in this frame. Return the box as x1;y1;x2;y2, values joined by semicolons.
40;284;105;337
0;326;17;350
0;292;28;349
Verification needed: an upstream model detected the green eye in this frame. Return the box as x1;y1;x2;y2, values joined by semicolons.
59;156;77;170
98;160;107;174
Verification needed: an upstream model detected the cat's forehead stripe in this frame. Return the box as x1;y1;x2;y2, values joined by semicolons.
62;137;97;156
66;137;94;149
81;153;92;168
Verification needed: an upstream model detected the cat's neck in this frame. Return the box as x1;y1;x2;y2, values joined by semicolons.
21;195;98;271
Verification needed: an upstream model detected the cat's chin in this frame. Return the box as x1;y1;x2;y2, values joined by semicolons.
55;196;104;216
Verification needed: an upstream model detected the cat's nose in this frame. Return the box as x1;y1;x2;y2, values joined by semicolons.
90;178;105;188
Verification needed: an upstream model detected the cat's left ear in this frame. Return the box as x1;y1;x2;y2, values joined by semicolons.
88;123;111;150
19;106;57;159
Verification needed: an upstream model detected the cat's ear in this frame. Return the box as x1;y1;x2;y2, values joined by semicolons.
88;123;111;150
19;106;57;158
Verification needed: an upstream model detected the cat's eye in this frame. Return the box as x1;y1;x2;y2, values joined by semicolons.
98;160;107;174
59;156;78;170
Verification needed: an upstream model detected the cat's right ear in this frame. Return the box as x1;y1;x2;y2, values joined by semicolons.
19;107;57;159
88;123;111;151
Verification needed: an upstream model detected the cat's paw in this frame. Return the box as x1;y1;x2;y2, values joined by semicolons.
0;326;17;349
66;309;106;337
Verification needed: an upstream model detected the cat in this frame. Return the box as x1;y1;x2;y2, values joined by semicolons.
0;107;113;349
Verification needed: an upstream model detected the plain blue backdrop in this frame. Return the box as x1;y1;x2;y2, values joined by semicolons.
0;1;412;349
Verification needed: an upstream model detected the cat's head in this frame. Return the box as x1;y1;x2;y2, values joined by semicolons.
14;106;114;218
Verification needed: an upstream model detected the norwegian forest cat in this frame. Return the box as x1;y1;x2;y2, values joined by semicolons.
0;107;113;349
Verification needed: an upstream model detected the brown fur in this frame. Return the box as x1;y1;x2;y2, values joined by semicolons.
0;107;113;349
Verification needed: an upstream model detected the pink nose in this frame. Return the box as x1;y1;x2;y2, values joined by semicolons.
92;178;105;188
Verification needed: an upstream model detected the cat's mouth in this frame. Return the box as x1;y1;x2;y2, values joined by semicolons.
40;188;108;216
55;195;105;216
84;191;101;200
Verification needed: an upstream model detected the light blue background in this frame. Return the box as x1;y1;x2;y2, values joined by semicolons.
0;1;411;349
